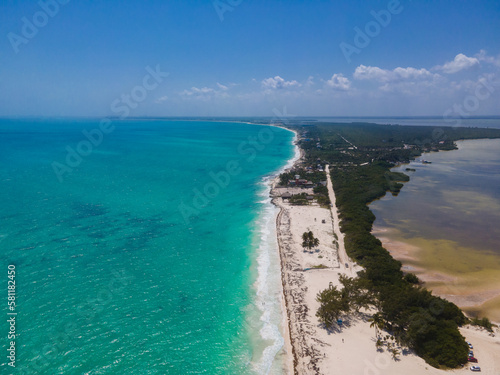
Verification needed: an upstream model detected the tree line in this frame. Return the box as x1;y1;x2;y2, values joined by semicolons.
286;122;500;368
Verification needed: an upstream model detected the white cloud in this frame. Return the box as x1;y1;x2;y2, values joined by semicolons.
171;50;499;114
436;53;479;74
449;72;497;92
217;82;229;91
180;84;231;101
179;82;234;100
181;87;215;96
475;50;500;67
155;95;169;103
261;76;301;90
354;64;436;82
326;73;351;90
393;67;435;80
378;80;439;95
353;65;390;82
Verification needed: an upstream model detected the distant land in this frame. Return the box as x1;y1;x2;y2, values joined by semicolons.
272;120;500;373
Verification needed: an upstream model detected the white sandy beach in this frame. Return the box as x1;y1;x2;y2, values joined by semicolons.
273;162;500;375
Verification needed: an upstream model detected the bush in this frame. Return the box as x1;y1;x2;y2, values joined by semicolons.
412;320;469;368
316;287;348;329
404;273;420;284
471;317;495;332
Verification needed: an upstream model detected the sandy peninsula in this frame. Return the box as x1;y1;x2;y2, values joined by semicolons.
272;162;500;375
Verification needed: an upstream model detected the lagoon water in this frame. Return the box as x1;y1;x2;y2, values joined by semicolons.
0;119;295;374
371;138;500;321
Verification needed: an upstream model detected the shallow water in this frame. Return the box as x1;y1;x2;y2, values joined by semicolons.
371;138;500;321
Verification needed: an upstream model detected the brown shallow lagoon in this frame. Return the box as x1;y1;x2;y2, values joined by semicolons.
370;138;500;322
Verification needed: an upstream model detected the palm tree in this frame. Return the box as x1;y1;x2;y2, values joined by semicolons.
368;312;385;339
391;348;400;361
302;231;309;248
312;236;319;248
302;231;319;251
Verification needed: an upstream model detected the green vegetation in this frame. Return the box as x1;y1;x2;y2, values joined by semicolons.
316;286;346;324
279;170;327;186
316;276;375;328
295;122;500;166
288;122;500;368
368;312;385;337
470;317;496;332
288;193;309;205
315;194;331;208
279;169;331;207
313;184;328;195
302;231;319;250
313;184;331;207
403;273;420;284
312;264;328;269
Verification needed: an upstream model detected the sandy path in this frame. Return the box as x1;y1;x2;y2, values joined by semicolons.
325;164;355;275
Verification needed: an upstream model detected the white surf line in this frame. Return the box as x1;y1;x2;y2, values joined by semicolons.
253;192;285;375
253;129;301;375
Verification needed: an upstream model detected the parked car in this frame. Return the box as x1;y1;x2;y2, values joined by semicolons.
469;351;474;357
468;356;478;363
470;366;481;372
466;341;474;349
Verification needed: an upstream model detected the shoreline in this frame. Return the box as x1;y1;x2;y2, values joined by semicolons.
370;138;500;325
253;124;300;374
274;127;302;375
270;134;365;373
372;227;500;325
272;131;500;374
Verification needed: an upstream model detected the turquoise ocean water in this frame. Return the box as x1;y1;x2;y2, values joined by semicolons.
0;119;296;374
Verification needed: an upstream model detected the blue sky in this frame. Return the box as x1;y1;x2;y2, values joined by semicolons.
1;0;499;117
